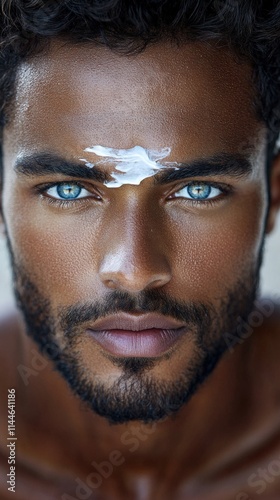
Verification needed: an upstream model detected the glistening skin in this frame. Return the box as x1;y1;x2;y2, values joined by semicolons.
2;40;277;419
1;39;280;499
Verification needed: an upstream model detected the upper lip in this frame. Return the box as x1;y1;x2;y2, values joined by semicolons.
88;312;186;331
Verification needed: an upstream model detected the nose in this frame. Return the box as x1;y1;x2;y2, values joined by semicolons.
98;206;172;293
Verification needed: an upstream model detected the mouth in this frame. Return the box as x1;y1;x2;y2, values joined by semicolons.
86;312;187;357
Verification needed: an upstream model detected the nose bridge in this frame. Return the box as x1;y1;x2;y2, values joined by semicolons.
98;195;171;292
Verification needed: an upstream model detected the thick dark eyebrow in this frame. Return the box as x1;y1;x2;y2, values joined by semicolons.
14;153;111;183
14;152;252;185
153;153;253;185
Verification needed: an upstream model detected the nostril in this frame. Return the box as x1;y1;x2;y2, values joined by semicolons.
99;251;172;292
105;279;118;289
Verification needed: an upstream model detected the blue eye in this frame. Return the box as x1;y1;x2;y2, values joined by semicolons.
46;183;89;200
174;183;222;200
187;184;211;199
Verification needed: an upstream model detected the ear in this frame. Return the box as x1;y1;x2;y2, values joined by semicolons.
266;153;280;234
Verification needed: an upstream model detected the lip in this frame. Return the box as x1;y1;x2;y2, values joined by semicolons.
87;313;186;357
87;312;186;331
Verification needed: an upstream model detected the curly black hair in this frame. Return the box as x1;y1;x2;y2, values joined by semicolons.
0;0;280;170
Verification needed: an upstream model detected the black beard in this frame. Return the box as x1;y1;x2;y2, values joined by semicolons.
6;235;264;426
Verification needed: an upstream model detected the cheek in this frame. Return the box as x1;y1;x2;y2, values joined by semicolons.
4;184;266;305
5;203;106;302
168;190;266;297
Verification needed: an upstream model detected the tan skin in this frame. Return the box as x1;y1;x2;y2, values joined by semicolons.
0;40;280;499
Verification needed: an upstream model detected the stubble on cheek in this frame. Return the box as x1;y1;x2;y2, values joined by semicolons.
5;203;104;304
168;187;266;303
7;200;264;314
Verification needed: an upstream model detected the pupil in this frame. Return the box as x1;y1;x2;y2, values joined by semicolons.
188;184;211;199
57;184;81;199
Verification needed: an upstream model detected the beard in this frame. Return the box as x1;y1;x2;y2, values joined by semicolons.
6;235;264;426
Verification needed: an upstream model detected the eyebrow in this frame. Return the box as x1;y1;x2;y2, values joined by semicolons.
153;153;253;185
14;152;253;185
15;153;111;183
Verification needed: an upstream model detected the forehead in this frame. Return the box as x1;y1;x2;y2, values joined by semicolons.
5;40;262;162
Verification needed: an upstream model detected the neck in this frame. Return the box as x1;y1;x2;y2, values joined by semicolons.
17;324;254;477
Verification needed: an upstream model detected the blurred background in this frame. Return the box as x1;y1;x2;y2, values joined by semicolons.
0;214;279;314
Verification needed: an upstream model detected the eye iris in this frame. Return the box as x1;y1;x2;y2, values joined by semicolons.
57;184;82;199
187;184;211;199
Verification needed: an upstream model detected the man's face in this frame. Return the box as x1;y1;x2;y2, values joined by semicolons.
2;41;269;424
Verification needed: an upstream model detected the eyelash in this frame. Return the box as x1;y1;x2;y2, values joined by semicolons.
36;181;101;209
36;180;232;209
167;180;232;207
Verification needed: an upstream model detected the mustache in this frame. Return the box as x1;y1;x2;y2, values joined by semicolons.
59;288;213;332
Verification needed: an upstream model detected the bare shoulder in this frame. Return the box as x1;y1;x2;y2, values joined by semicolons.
257;295;280;343
0;308;24;387
248;296;280;402
0;306;23;346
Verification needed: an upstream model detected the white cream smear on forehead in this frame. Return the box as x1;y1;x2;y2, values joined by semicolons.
79;145;179;187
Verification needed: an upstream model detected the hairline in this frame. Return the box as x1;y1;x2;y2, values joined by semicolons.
0;36;277;178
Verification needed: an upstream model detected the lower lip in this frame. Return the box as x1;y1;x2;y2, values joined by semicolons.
87;328;186;357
